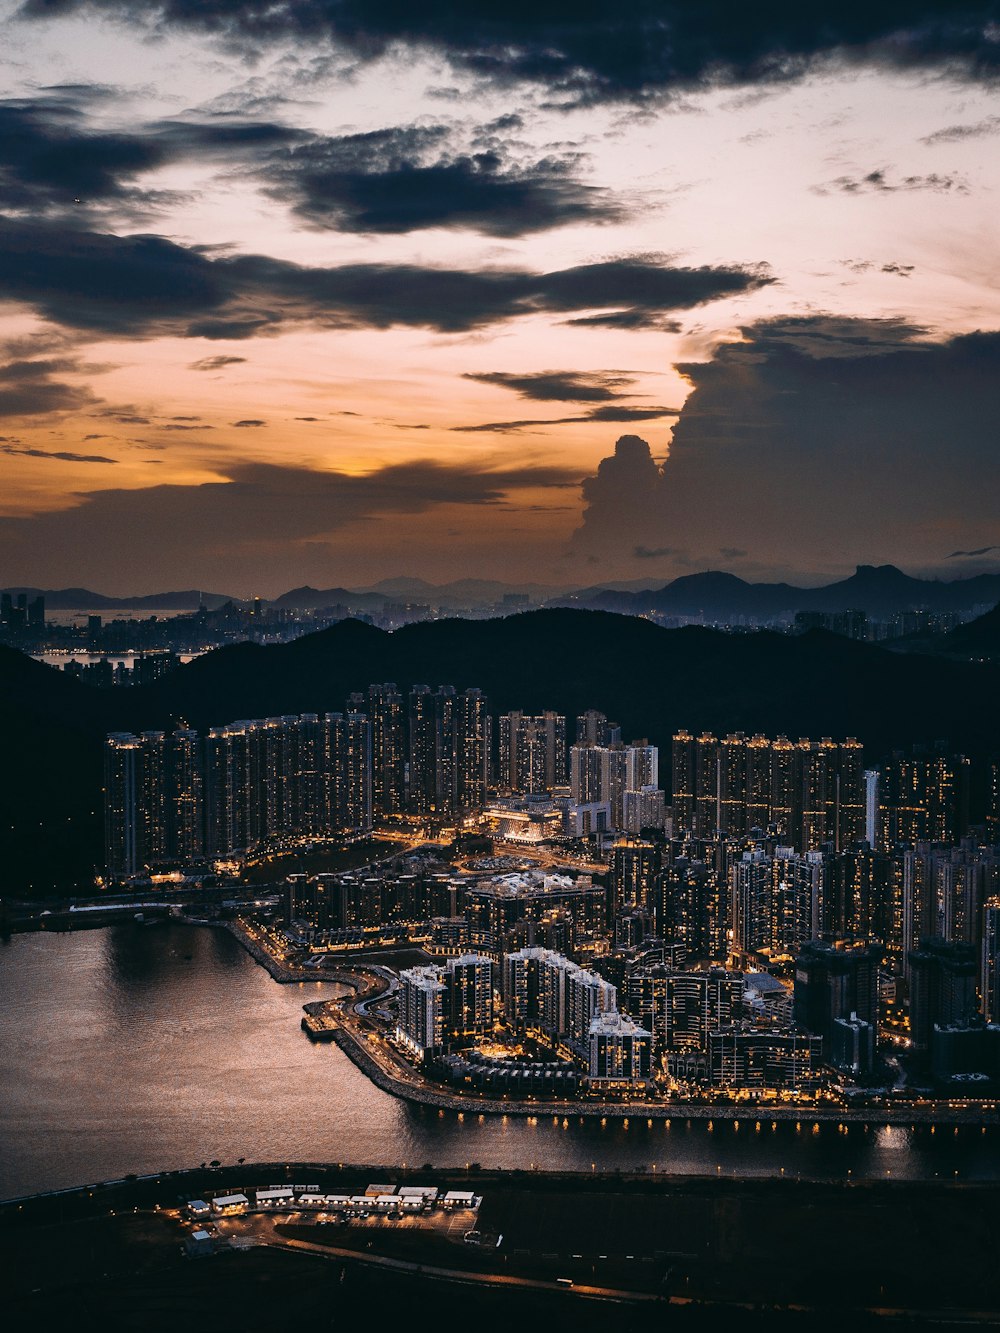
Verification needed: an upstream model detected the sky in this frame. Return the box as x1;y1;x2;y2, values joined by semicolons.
0;1;998;596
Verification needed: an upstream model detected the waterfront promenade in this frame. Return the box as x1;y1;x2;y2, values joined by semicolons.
224;915;1000;1129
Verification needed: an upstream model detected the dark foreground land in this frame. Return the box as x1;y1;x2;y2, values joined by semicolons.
4;1168;999;1330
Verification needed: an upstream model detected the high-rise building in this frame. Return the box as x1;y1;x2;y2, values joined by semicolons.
503;947;615;1047
908;937;978;1052
396;966;448;1057
325;712;373;834
366;683;405;817
671;731;865;848
793;939;880;1039
981;897;1000;1024
610;840;661;916
498;711;564;794
396;954;494;1057
655;968;743;1052
455;688;491;814
575;710;620;748
622;785;666;835
655;855;727;960
105;729;204;876
588;1010;652;1083
407;685;454;816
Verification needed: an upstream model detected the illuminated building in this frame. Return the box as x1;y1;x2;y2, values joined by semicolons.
610;839;661;915
982;897;1000;1024
396;965;448;1057
503;947;615;1047
707;1028;823;1091
104;728;204;876
670;731;865;847
455;688;491;814
908;937;978;1053
366;683;405;817
793;939;880;1039
498;710;566;794
588;1010;652;1083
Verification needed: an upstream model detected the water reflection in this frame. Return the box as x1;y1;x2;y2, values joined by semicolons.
1;923;999;1199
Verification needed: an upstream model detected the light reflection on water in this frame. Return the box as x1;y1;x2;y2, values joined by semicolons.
1;923;998;1199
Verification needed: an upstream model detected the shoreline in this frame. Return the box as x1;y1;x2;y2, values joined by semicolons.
329;1005;1000;1127
220;916;1000;1129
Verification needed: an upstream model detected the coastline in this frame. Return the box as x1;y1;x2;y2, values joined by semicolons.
219;915;1000;1129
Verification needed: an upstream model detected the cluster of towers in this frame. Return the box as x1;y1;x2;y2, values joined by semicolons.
103;692;663;878
671;731;866;850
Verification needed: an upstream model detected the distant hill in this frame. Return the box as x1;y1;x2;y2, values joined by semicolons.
550;565;1000;619
0;587;234;611
2;608;999;897
934;601;1000;660
8;565;999;618
269;585;387;611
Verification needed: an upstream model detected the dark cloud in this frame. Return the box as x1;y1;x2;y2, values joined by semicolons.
0;441;116;462
262;124;623;235
0;219;770;337
19;3;1000;103
454;404;679;433
563;311;683;332
571;318;1000;572
231;418;266;427
0;97;167;215
464;369;638;403
947;545;1000;558
815;168;969;195
634;544;681;559
0;95;305;219
189;354;247;370
921;115;1000;144
840;259;915;277
0;457;579;587
0;355;99;417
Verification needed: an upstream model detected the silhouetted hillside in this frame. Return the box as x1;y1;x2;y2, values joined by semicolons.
2;610;999;896
552;565;1000;619
934;600;1000;659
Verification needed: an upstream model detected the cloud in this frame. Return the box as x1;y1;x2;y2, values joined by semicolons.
0;441;116;462
261;124;626;235
815;168;969;195
840;259;915;277
231;418;266;427
464;369;638;403
454;404;680;434
0;456;579;586
570;318;1000;572
189;354;247;370
947;545;1000;558
634;544;681;559
562;311;683;331
20;3;1000;103
0;219;771;338
921;116;1000;144
0;95;306;220
0;355;100;417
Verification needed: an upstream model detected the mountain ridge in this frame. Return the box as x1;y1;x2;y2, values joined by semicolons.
2;607;999;896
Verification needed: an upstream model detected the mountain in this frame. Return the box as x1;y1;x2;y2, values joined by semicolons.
933;601;1000;661
549;566;1000;619
3;609;1000;897
269;585;387;610
1;587;234;611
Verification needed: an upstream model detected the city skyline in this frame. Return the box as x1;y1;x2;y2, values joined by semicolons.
0;3;998;593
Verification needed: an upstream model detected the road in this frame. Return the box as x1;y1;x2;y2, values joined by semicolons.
215;1214;662;1305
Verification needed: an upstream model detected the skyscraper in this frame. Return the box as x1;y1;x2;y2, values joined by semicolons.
498;711;565;794
366;683;405;817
